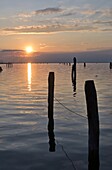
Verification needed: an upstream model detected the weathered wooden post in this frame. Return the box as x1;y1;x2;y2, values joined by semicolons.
72;57;76;81
48;72;54;120
72;57;76;96
0;66;3;72
85;80;100;170
48;72;55;152
109;62;112;69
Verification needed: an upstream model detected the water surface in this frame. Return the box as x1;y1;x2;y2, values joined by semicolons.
0;63;111;170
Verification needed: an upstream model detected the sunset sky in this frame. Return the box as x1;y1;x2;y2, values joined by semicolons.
0;0;112;52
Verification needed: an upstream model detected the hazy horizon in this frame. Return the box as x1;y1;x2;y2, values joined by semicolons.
0;49;112;63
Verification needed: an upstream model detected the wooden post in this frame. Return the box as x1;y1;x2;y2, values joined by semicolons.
84;62;86;67
0;66;3;72
72;57;76;81
48;72;55;152
85;80;100;170
72;57;76;96
48;72;54;119
109;62;112;69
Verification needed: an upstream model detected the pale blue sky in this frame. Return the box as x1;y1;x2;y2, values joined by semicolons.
0;0;112;52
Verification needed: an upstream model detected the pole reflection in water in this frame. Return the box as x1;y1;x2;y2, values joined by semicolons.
27;63;32;91
72;80;76;97
48;118;56;152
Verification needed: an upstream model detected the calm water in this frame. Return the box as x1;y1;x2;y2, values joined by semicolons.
0;63;112;170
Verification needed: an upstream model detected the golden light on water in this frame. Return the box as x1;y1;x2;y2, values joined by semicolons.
27;63;32;91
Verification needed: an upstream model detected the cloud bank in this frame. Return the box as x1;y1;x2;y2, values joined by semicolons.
0;6;112;35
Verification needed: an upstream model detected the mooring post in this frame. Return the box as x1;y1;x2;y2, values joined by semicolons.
85;80;100;170
109;62;112;69
72;57;76;82
48;72;55;152
48;72;54;120
84;62;86;67
72;57;76;96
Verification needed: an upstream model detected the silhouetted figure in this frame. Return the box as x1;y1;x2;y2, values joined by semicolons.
0;66;3;72
72;57;76;96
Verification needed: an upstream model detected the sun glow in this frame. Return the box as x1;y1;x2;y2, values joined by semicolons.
25;46;33;53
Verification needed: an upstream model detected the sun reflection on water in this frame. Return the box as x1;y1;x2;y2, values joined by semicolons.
27;63;32;91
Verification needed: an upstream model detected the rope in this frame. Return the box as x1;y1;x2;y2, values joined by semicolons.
56;140;77;170
54;97;87;119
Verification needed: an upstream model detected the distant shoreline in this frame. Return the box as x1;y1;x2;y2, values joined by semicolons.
0;61;111;64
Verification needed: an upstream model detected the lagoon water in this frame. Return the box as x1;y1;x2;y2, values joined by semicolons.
0;63;112;170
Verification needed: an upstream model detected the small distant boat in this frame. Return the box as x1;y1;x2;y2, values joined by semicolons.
0;66;3;72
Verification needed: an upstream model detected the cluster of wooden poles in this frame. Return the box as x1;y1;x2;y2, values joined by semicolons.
48;58;100;170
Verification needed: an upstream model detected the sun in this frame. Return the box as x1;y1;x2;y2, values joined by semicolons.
25;46;33;53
